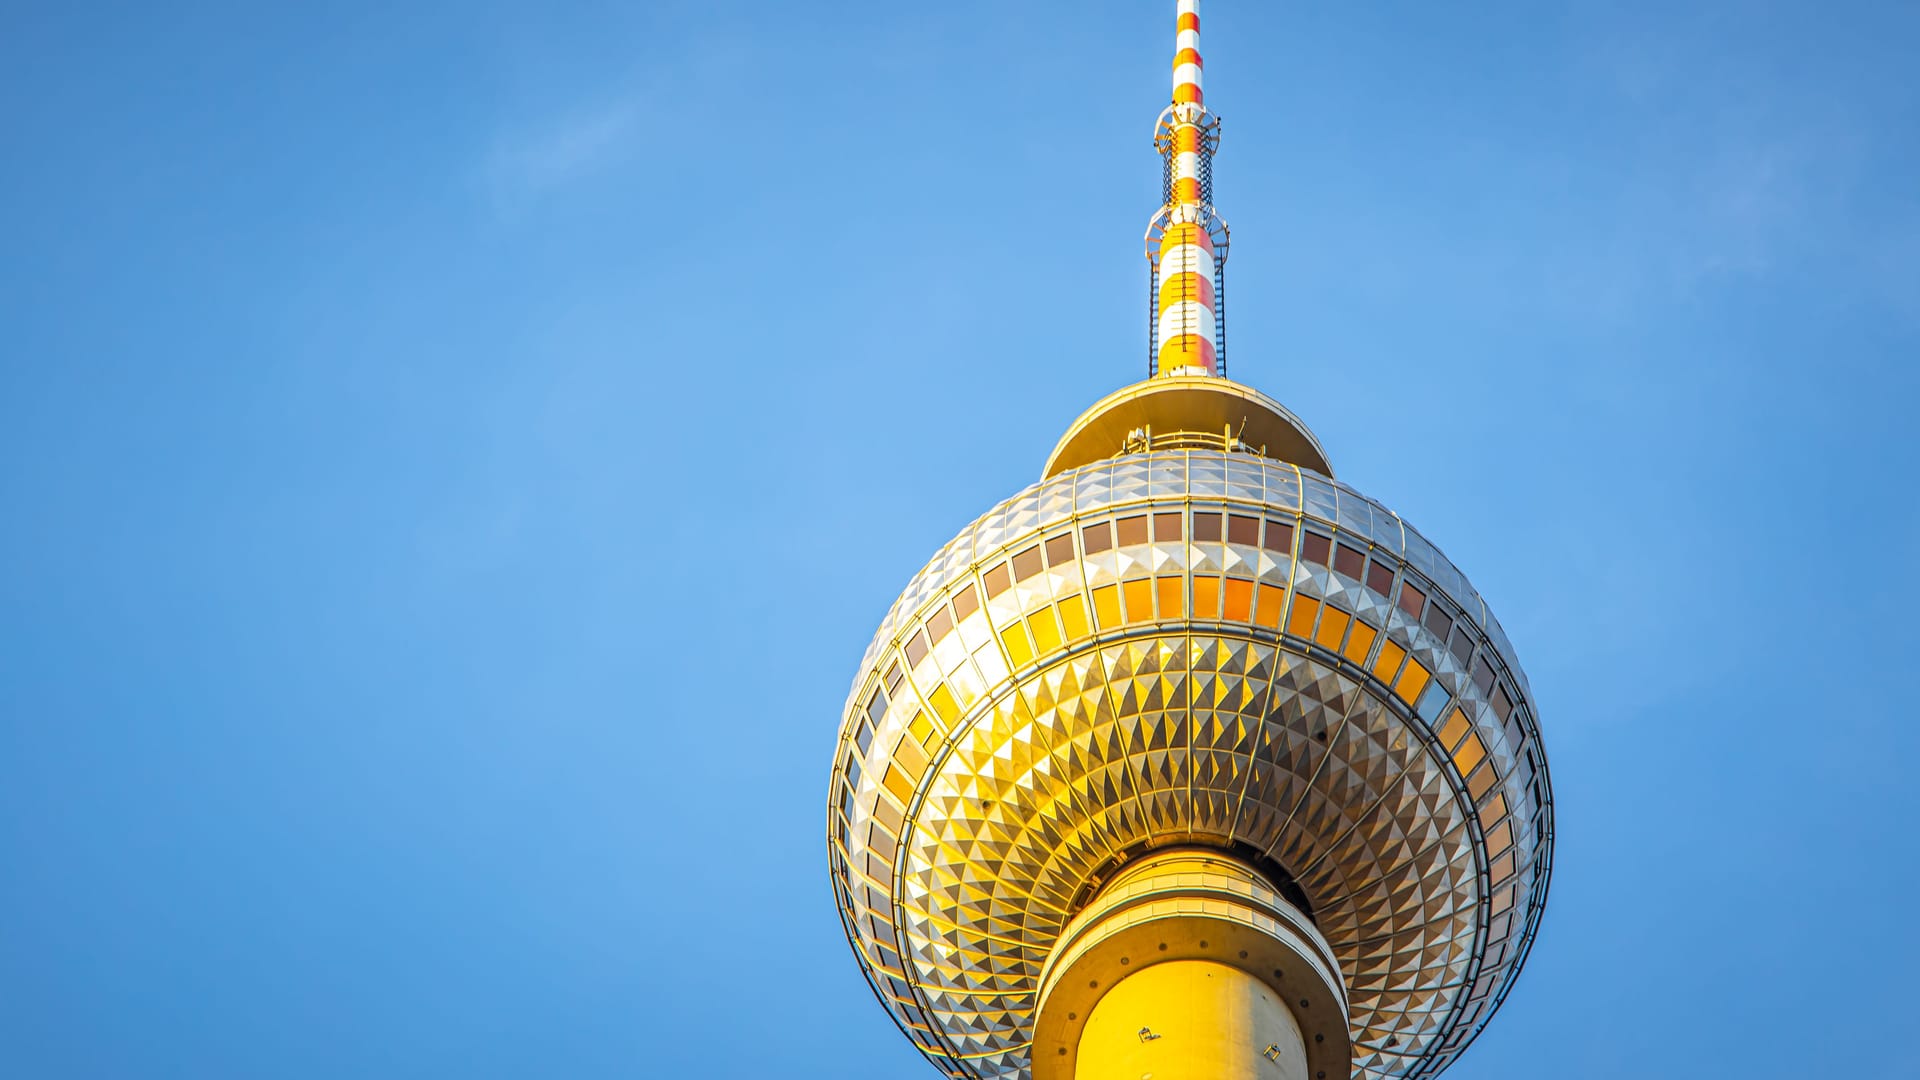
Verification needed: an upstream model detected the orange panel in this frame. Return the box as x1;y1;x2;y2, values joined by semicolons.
1372;639;1407;683
883;765;913;805
1342;621;1377;664
1224;578;1254;622
1253;584;1285;629
1156;576;1185;619
1092;585;1122;630
1394;658;1431;704
1452;730;1487;777
1314;607;1349;651
1193;576;1222;619
1287;596;1320;639
1123;579;1154;623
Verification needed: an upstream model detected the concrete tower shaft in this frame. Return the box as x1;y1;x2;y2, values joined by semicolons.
1080;963;1299;1080
1030;851;1349;1080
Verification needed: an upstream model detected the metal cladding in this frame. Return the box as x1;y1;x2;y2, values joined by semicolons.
828;457;1553;1079
1150;0;1229;377
826;5;1553;1080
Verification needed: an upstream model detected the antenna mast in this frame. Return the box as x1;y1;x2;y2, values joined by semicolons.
1148;0;1230;378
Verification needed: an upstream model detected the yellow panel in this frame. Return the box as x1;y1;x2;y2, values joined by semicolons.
1059;595;1091;640
889;733;926;783
1254;584;1286;629
1193;575;1222;619
1394;657;1431;704
1000;623;1034;668
1029;609;1063;655
1478;792;1507;829
1372;639;1407;683
1156;576;1185;619
1438;707;1471;752
927;683;960;724
1092;585;1123;629
1343;621;1377;664
883;765;913;805
1224;578;1254;622
908;711;937;750
1452;729;1487;777
1123;579;1154;623
1314;607;1350;650
1287;596;1320;639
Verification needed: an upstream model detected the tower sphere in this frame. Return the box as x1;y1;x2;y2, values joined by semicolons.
825;7;1553;1080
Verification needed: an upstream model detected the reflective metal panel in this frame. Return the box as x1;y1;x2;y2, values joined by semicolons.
829;450;1554;1080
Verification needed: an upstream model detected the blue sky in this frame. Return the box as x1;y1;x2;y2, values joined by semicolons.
3;2;1917;1077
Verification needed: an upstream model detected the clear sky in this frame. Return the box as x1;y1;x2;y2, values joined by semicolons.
3;2;1917;1077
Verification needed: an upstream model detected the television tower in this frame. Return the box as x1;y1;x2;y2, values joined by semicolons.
827;5;1553;1079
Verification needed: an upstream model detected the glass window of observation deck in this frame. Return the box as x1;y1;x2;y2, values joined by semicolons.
984;562;1012;598
952;584;980;621
1045;533;1075;567
1334;543;1365;581
1397;580;1427;618
1301;532;1331;566
1366;558;1395;597
1012;545;1043;581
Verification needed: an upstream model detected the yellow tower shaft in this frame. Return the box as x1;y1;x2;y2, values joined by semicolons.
1078;960;1308;1080
1030;851;1351;1080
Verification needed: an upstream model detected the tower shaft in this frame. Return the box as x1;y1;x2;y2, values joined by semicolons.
1030;851;1350;1080
1079;961;1306;1080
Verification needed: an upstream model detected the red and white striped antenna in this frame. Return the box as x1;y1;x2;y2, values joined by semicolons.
1148;0;1231;377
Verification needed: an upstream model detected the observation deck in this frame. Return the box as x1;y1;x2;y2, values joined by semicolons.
828;379;1553;1080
